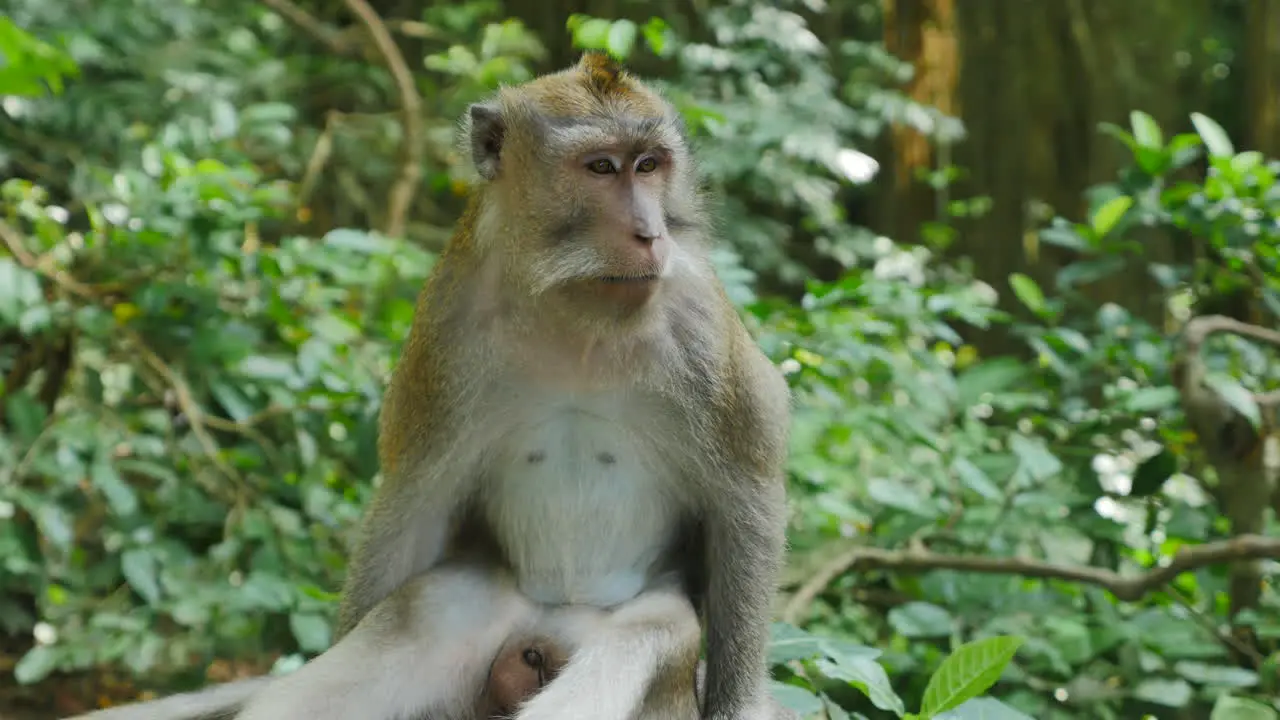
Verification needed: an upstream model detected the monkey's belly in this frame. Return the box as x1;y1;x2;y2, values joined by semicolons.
485;408;682;608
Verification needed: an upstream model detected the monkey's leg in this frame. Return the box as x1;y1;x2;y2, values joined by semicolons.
237;564;537;720
511;582;702;720
61;677;272;720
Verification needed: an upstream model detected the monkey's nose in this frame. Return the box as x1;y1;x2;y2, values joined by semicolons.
633;221;661;244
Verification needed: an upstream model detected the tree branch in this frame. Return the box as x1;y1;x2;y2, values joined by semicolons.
1183;314;1280;354
125;330;249;497
340;0;423;239
782;535;1280;623
259;0;353;55
0;219;98;300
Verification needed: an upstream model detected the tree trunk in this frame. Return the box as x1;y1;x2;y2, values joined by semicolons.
950;1;1211;356
1243;0;1280;157
879;0;959;245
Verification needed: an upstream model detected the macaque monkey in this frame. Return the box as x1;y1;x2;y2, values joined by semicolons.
335;50;792;720
66;50;792;720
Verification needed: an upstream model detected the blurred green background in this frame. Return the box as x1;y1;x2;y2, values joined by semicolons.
2;1;1280;718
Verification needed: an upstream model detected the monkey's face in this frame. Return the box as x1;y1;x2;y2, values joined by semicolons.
534;122;681;309
466;53;708;322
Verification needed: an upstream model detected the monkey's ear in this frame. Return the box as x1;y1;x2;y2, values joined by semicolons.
468;102;505;181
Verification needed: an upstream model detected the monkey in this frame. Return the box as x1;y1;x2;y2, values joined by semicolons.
328;50;792;720
65;50;793;720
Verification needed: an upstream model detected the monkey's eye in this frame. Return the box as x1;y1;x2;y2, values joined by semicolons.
587;158;617;175
635;156;658;173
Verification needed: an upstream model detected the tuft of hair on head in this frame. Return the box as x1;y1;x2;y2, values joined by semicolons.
575;51;631;98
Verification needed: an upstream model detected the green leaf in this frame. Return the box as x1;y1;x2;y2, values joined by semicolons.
768;682;826;716
289;612;332;653
1210;695;1278;720
115;458;180;485
238;355;296;382
956;358;1029;409
1191;112;1234;157
815;657;906;717
768;622;826;664
819;637;883;665
1056;255;1127;289
14;645;58;685
919;636;1024;717
1232;151;1265;174
323;228;392;254
1132;678;1193;707
937;697;1035;720
4;391;47;443
605;20;638;60
1038;225;1092;251
34;503;73;552
1123;385;1180;413
1130;110;1163;149
641;18;673;57
952;457;1003;501
1129;449;1177;498
1007;273;1044;315
121;549;162;605
568;16;612;50
867;477;940;518
1203;372;1262;428
91;455;139;517
1174;660;1258;688
1090;195;1133;237
1008;434;1063;481
888;602;954;639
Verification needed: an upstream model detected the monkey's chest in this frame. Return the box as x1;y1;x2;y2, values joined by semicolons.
482;407;683;608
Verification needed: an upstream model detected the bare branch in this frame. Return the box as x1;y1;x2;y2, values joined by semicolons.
341;0;423;239
259;0;353;55
126;330;248;494
0;219;97;300
1183;314;1280;354
782;535;1280;623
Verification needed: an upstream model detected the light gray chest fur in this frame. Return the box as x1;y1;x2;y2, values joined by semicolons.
481;391;685;607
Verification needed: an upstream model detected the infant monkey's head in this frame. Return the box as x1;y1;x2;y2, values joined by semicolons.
482;635;571;718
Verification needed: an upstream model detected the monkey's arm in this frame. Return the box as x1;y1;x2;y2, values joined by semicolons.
701;346;791;720
334;468;469;637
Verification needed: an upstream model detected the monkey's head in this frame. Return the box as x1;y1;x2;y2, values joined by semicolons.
463;52;708;322
482;635;571;718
